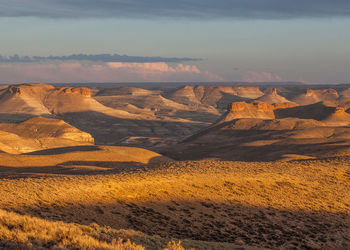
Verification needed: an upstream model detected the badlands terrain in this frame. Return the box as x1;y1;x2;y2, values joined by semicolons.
0;82;350;249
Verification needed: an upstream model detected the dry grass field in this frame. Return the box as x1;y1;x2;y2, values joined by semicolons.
0;156;349;249
0;209;144;249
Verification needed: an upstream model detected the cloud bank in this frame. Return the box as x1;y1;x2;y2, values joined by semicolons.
0;62;223;83
1;0;350;19
0;54;201;63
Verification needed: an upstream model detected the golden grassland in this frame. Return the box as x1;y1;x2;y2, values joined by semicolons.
0;209;144;249
0;209;240;250
0;157;350;248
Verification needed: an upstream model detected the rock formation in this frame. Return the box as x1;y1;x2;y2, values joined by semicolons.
58;87;92;97
218;101;275;123
257;88;291;104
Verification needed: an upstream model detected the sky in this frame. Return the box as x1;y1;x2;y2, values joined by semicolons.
1;0;350;84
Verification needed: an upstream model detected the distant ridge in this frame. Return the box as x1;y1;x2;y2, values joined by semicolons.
3;81;305;88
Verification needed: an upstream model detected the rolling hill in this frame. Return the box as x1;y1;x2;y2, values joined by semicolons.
0;116;93;154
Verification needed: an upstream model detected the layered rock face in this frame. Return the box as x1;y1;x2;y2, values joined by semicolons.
228;101;274;114
58;87;92;97
218;101;276;123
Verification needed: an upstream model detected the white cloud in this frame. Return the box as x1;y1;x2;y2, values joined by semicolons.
0;62;224;83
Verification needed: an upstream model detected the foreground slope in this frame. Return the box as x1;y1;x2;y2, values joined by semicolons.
0;159;348;249
0;209;144;249
0;209;241;250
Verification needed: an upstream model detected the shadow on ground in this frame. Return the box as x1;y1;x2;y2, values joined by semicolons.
0;161;148;178
25;145;102;155
8;200;350;249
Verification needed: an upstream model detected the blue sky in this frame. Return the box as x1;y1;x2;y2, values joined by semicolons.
1;0;350;83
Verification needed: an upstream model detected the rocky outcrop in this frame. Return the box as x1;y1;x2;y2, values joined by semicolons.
218;100;300;124
218;101;275;123
228;101;273;113
257;88;291;104
58;87;91;97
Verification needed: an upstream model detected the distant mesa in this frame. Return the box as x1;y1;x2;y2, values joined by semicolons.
0;83;140;120
218;100;298;123
167;85;264;108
